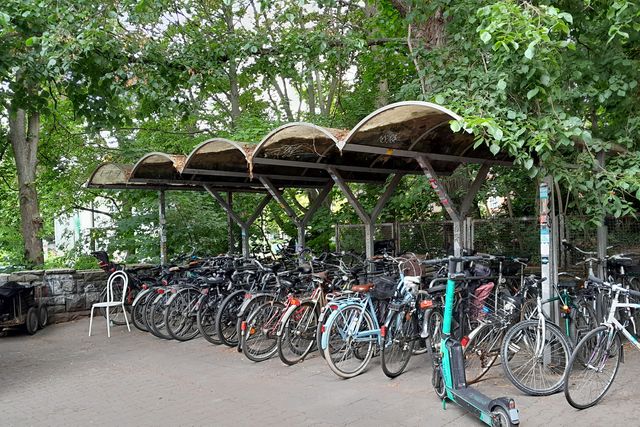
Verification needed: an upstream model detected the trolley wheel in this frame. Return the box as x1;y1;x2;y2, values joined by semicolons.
38;305;49;328
25;307;39;335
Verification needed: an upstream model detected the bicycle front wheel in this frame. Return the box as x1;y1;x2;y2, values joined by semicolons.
242;301;285;362
463;323;503;384
278;301;318;365
564;326;622;409
323;304;376;379
381;310;416;378
501;319;571;396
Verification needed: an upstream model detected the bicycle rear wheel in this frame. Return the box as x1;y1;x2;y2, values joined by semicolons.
564;326;621;409
501;319;571;396
381;310;416;378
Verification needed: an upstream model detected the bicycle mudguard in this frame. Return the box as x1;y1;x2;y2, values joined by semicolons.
237;292;272;318
320;302;364;350
276;304;299;337
132;288;151;307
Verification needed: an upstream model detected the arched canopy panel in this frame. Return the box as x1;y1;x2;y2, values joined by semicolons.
129;153;186;181
250;123;390;184
180;138;256;185
183;138;251;173
340;101;513;174
85;162;202;191
87;163;132;187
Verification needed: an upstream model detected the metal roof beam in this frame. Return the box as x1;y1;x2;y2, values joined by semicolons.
182;167;329;183
252;157;422;176
342;144;513;166
205;185;272;258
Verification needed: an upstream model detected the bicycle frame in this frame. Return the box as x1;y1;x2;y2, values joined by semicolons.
604;286;640;350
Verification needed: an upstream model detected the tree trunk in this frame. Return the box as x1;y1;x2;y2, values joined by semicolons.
223;5;241;127
8;107;44;265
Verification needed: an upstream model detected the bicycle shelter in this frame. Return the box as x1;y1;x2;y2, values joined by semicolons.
85;101;580;315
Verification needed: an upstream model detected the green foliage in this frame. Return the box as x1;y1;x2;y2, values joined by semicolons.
1;0;639;269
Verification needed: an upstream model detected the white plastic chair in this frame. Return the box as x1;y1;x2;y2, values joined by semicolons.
89;271;131;337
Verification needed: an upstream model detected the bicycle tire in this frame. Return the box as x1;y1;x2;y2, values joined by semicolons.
131;289;151;332
564;325;622;409
242;301;285;362
425;308;444;354
148;293;172;340
165;288;200;341
571;299;598;347
215;290;245;347
197;294;222;345
277;301;318;366
501;319;571;396
323;304;376;379
463;322;504;384
381;310;416;378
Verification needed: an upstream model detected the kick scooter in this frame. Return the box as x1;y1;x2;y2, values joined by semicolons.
424;255;519;426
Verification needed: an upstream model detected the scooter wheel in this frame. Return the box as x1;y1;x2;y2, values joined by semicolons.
491;407;516;427
432;366;446;400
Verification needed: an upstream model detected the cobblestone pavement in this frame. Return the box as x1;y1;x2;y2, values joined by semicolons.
1;320;638;426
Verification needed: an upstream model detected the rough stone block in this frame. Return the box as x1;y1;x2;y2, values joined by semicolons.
82;270;108;283
46;268;76;274
41;296;66;307
85;291;102;308
0;274;8;285
44;274;76;295
7;273;41;282
66;294;86;312
48;304;66;314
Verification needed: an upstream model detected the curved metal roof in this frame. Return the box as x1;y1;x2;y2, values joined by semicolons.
183;138;251;173
85;162;202;191
87;100;515;193
339;101;513;174
249;122;399;184
130;153;186;182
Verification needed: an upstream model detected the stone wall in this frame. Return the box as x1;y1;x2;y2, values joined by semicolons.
0;269;109;323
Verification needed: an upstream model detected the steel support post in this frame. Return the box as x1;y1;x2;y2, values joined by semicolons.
539;177;558;324
227;192;235;254
205;185;271;258
417;157;489;258
260;178;333;252
158;190;168;266
328;167;403;259
596;151;608;278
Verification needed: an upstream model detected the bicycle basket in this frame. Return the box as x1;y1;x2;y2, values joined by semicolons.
371;276;398;300
469;281;495;321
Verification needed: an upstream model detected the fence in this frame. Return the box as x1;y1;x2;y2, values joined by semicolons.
335;216;640;265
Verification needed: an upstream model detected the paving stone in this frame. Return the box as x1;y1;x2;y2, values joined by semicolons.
1;320;639;427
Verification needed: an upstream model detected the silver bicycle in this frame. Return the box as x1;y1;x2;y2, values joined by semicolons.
563;274;640;409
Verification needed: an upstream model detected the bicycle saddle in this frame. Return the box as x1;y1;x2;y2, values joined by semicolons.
351;283;374;293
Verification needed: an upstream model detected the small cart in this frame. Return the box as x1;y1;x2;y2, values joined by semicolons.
0;281;48;335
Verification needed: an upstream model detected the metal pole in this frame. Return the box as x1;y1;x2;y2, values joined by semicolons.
227;192;235;254
241;226;250;258
159;190;168;266
539;179;556;324
596;151;608;278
